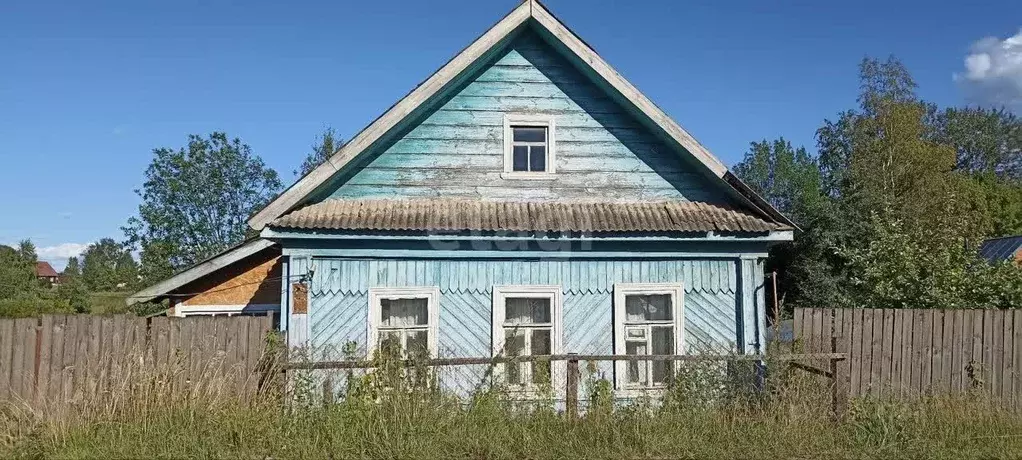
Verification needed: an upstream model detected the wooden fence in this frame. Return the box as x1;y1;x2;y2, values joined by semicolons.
0;314;278;410
795;308;1022;404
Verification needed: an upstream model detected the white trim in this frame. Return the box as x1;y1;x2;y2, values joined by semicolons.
613;282;685;395
245;0;788;231
172;303;279;318
502;113;556;178
367;286;441;358
129;239;276;305
491;285;563;393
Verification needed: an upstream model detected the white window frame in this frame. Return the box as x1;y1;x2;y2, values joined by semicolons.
491;285;563;392
613;283;685;394
502;113;556;179
172;303;279;317
367;286;441;358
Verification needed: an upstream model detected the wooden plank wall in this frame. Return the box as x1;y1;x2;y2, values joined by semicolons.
0;314;277;411
795;308;1022;404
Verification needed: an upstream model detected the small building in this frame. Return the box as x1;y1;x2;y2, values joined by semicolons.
979;236;1022;265
133;1;794;397
36;261;59;285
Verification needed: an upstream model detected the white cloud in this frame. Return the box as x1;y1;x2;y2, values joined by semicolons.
37;243;88;272
955;29;1022;110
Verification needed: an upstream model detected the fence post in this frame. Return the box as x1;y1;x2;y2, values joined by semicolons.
566;353;579;419
831;334;848;417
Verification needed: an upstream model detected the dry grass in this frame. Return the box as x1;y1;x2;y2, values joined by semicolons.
2;353;1022;459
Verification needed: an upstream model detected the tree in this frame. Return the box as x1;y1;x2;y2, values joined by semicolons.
0;242;36;301
81;238;138;291
295;127;344;177
733;139;845;312
123;132;283;282
57;256;89;313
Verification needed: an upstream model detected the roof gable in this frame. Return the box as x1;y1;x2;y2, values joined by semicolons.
248;0;793;230
322;29;727;203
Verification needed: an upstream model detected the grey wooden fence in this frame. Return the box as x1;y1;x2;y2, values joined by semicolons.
0;314;278;410
795;308;1022;404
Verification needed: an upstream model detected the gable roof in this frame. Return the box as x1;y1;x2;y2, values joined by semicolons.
36;261;58;278
979;236;1022;262
247;0;794;231
127;238;277;305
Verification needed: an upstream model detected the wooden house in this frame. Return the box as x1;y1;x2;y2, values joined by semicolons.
132;0;793;395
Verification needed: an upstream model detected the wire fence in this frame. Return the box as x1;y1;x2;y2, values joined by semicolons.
284;352;847;416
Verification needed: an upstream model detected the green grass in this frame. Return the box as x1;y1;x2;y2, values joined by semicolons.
2;357;1022;459
85;291;133;315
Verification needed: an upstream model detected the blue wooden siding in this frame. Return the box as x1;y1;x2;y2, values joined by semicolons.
324;30;726;203
304;257;754;397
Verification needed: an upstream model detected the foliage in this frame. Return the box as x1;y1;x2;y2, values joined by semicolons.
0;242;37;301
80;238;138;291
294;127;344;178
5;352;1022;459
0;292;71;318
737;56;1022;314
123;132;282;284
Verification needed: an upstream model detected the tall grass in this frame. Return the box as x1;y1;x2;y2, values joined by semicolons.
3;350;1022;459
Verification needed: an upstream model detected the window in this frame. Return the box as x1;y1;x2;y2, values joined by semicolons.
613;283;684;391
492;286;562;388
503;114;555;177
368;287;440;358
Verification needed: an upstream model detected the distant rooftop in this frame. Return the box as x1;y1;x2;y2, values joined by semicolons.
979;236;1022;263
35;261;58;278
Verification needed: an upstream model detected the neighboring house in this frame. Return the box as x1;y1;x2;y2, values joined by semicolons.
979;236;1022;265
132;1;794;396
36;261;59;285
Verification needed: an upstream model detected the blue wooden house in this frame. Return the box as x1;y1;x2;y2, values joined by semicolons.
135;0;794;396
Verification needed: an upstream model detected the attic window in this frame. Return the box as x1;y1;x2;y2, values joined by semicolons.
503;114;556;178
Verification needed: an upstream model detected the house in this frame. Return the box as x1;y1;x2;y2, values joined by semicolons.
979;236;1022;265
131;0;793;396
36;261;59;285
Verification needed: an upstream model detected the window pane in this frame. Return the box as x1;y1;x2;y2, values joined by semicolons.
512;145;529;171
379;331;402;356
652;326;674;384
625;294;672;321
504;329;526;385
626;327;646;339
529;146;546;171
505;297;551;324
531;329;552;384
381;298;428;326
625;341;648;385
406;330;429;358
512;126;546;143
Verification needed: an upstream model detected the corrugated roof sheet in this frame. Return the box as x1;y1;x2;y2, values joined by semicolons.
269;199;790;233
979;236;1022;262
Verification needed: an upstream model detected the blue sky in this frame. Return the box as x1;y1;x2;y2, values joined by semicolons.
2;0;1021;269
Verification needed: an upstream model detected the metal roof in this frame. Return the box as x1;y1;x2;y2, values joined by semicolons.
268;199;790;234
979;236;1022;262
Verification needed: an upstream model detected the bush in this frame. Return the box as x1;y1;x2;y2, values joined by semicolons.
0;292;72;318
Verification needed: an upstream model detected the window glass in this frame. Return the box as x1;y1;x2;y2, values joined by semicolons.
505;297;551;324
512;126;546;143
625;294;672;321
381;298;428;326
529;146;546;171
626;341;648;385
651;326;674;384
512;145;529;172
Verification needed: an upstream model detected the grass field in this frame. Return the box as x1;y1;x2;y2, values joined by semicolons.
2;358;1021;458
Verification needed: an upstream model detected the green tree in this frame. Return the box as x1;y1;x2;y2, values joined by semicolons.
123;132;283;283
733;139;845;312
81;238;138;291
57;256;89;313
0;242;36;300
295;127;344;178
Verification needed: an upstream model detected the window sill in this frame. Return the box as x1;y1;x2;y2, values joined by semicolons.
500;172;557;180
